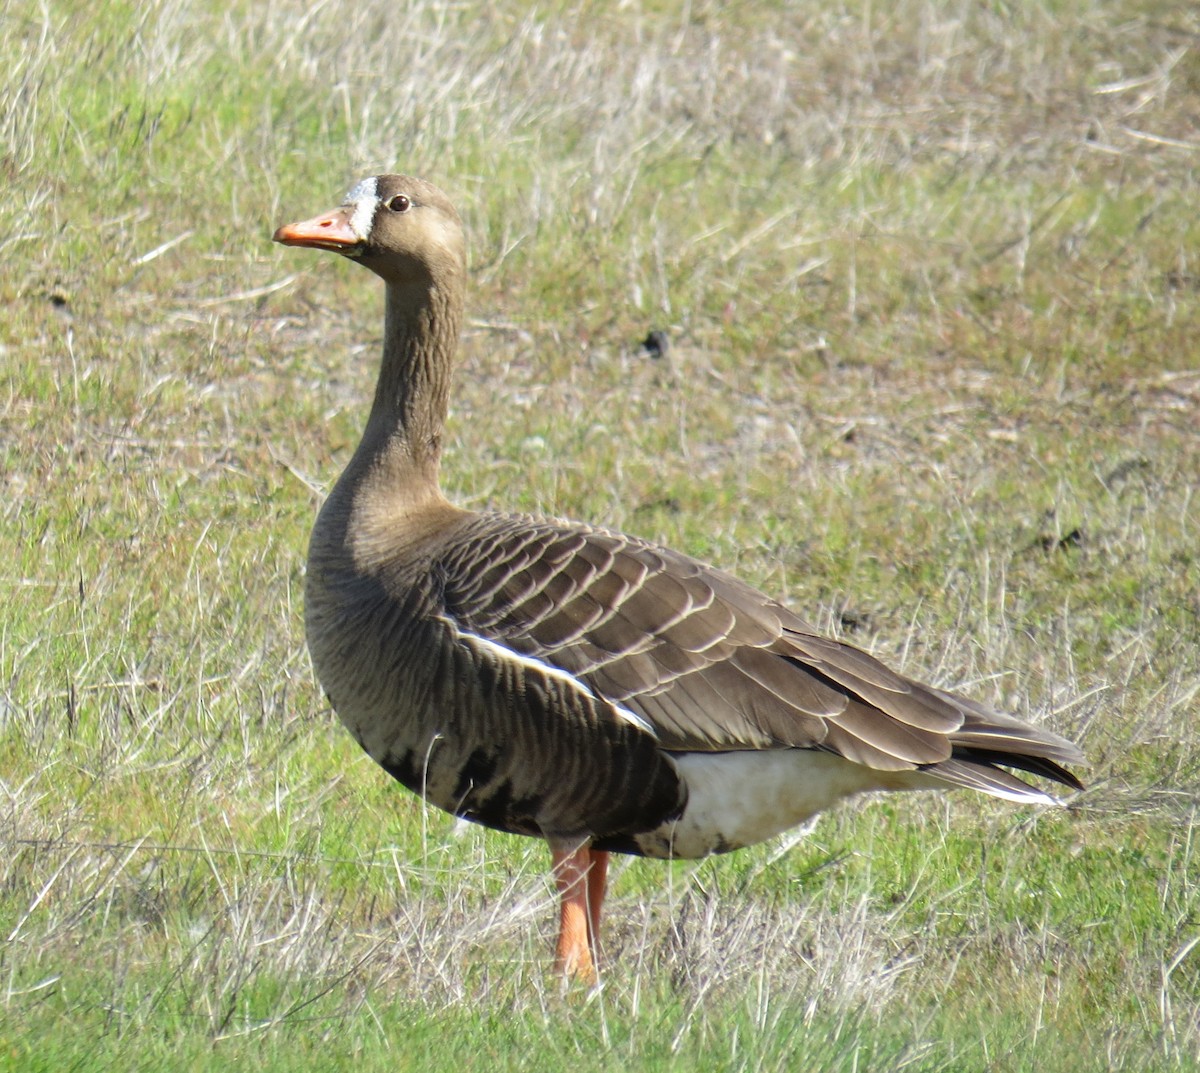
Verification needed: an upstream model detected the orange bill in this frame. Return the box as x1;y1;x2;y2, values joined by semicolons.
273;207;361;251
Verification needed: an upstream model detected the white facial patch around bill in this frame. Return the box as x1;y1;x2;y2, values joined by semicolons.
343;176;379;241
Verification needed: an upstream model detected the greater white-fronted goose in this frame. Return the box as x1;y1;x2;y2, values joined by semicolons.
273;175;1085;983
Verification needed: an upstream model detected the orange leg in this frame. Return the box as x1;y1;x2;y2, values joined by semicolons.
586;848;608;967
549;841;608;983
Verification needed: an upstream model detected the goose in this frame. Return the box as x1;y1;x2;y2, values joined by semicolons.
273;175;1085;983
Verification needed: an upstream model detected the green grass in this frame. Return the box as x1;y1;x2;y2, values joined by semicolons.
3;0;1200;1069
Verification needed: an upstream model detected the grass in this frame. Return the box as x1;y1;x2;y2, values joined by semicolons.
2;0;1199;1069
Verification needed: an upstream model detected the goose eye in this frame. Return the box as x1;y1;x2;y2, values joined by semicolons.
386;194;411;213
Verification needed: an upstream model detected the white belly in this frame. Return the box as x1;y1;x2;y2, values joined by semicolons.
630;749;925;859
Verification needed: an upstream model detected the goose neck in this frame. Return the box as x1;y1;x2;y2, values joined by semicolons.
359;275;463;487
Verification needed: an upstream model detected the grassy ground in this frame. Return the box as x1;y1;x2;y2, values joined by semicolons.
2;0;1199;1069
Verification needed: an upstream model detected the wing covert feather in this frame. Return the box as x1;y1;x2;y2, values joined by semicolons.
434;513;1083;792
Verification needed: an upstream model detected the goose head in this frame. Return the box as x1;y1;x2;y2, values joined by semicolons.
273;174;466;288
